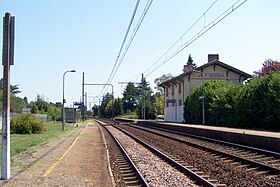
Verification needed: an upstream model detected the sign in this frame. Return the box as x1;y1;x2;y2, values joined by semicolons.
204;72;225;77
199;96;205;101
10;16;15;65
166;99;176;104
73;101;84;106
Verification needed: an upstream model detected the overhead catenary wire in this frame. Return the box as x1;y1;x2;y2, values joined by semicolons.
103;0;140;89
143;0;219;76
144;0;248;77
99;0;153;98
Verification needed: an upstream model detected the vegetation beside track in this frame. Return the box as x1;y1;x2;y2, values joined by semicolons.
0;122;77;165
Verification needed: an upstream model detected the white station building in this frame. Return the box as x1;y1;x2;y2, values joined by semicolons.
160;54;252;123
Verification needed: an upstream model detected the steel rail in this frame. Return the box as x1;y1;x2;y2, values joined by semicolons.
111;124;216;187
130;124;280;176
97;121;149;187
138;124;280;159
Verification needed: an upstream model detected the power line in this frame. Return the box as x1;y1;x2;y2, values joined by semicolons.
99;0;153;98
144;0;219;76
111;0;153;83
105;0;140;86
144;0;248;77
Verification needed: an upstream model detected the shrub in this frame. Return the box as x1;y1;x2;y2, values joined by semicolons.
11;114;47;134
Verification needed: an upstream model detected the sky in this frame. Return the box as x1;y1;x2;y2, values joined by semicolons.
0;0;279;108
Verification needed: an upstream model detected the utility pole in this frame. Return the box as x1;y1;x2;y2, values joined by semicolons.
1;12;15;180
141;73;145;119
82;72;85;121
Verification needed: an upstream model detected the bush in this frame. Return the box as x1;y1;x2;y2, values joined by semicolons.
11;114;47;134
184;80;237;125
184;73;280;130
236;72;280;130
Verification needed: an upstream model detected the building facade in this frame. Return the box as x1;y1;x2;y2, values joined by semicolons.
160;54;252;123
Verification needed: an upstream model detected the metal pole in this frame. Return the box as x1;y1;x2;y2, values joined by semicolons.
83;83;114;119
62;72;66;131
141;74;145;119
1;12;13;180
72;102;75;126
82;72;85;121
62;70;76;131
111;85;114;119
202;72;205;125
192;70;206;125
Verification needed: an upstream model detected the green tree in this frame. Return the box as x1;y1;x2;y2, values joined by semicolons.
92;104;99;116
186;54;197;69
236;72;280;129
122;82;140;113
29;94;61;121
154;73;173;95
113;98;123;117
184;80;239;125
100;93;113;118
137;78;156;119
0;78;21;95
152;92;164;115
0;90;26;112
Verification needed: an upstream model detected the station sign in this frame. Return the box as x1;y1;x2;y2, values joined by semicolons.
166;99;176;104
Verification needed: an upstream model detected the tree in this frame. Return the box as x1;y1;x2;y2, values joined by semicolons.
186;54;197;69
92;104;99;117
253;59;280;76
23;97;28;105
113;98;123;117
122;82;140;113
99;93;113;118
0;79;21;95
152;92;164;115
154;73;173;95
137;78;156;119
0;90;26;112
29;94;61;121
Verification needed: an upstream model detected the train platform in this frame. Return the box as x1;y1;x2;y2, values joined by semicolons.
164;122;280;138
1;122;114;187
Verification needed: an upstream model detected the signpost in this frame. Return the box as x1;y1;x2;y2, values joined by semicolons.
2;12;15;180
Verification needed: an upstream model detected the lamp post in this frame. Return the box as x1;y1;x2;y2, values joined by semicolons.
62;70;76;131
192;70;205;125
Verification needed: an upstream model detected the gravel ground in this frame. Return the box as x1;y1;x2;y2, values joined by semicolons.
120;124;280;186
0;123;113;187
107;126;198;187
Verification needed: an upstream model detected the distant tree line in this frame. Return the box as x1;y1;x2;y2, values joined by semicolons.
95;74;172;120
184;59;280;130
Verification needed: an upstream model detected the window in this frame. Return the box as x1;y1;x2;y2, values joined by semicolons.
179;99;182;106
166;88;169;96
178;82;182;93
172;85;174;95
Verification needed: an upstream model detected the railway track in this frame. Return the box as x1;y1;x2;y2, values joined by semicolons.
98;120;148;187
97;119;225;187
112;121;280;186
130;124;280;177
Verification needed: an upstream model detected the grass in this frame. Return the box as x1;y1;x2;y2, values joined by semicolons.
0;122;76;165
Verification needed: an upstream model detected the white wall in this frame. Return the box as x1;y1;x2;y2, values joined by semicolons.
164;106;184;123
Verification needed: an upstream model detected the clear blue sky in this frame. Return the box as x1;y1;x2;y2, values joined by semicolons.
0;0;279;108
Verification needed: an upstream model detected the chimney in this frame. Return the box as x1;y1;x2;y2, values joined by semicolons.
208;54;219;63
183;64;193;73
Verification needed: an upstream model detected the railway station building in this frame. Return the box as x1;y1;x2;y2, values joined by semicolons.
160;54;252;123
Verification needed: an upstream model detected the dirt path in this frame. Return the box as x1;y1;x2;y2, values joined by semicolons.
0;123;114;187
